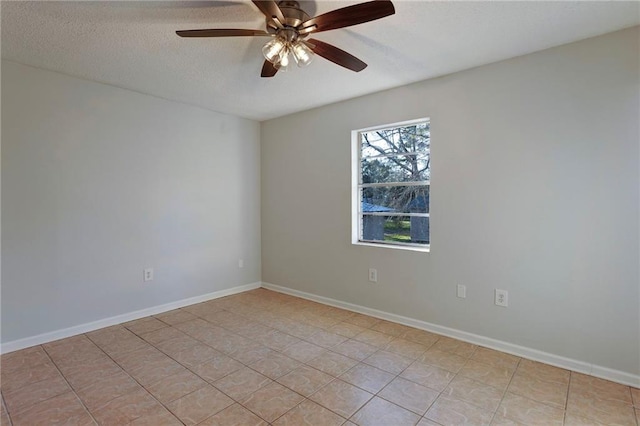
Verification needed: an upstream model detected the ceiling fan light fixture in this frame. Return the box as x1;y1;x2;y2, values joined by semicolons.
278;46;291;69
262;37;286;63
292;41;313;67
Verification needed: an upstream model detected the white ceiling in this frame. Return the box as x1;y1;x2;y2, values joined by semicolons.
2;1;639;121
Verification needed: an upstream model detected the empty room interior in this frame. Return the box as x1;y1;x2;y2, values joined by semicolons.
1;1;639;425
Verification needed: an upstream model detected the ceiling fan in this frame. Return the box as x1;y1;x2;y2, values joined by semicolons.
176;0;395;77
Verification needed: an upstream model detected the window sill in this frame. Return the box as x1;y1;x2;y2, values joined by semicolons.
352;241;430;253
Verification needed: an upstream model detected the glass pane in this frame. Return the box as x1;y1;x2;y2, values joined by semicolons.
361;186;429;214
361;122;430;159
362;153;430;184
361;215;430;245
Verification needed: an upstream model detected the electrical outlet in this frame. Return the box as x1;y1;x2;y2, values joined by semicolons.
457;284;466;298
143;268;154;282
495;289;508;307
238;259;244;268
368;268;378;283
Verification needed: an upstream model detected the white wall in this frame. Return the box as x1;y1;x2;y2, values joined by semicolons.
1;61;261;343
261;27;639;377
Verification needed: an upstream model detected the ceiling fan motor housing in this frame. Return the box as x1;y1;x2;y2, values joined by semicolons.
266;1;311;34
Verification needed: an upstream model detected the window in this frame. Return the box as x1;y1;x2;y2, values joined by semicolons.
352;119;430;251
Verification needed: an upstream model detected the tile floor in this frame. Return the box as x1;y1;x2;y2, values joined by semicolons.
1;288;638;425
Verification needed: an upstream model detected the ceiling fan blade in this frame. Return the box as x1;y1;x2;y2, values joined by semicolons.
176;29;271;37
307;38;367;72
299;0;395;34
261;60;279;78
252;1;286;24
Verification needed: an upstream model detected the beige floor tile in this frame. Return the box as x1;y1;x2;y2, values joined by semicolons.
307;350;359;376
305;330;348;349
416;417;443;426
61;356;124;390
378;377;439;415
570;372;633;406
127;355;187;387
458;360;514;391
426;395;494;426
419;348;468;373
273;399;344;425
567;385;636;425
1;361;62;393
371;320;411;337
277;365;334;396
490;413;526;425
344;314;381;329
498;392;564;425
249;352;301;379
139;326;187;345
401;329;441;348
44;337;105;368
241;382;304;422
353;330;396;347
112;345;165;371
124;317;168;335
3;372;70;415
9;391;93;426
97;336;149;357
207;333;254;356
254;330;301;351
631;387;640;407
228;342;274;365
309;379;373;418
442;375;504;412
564;411;610;426
232;322;274;340
432;337;477;358
331;340;379;361
385;338;430;360
363;350;412;375
282;341;326;363
164;342;220;369
351;396;421;426
147;369;208;404
75;369;141;411
154;309;199;325
192;353;244;383
130;409;182;425
86;326;135;347
328;322;367;338
400;361;455;392
166;385;233;425
91;388;162;425
213;367;271;401
198;403;267;426
339;363;395;394
516;359;570;385
471;348;520;371
507;371;568;408
2;346;52;374
155;334;200;355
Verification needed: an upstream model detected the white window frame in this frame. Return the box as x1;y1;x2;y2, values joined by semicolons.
351;118;430;252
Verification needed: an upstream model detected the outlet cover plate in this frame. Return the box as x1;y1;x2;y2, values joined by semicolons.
495;289;508;307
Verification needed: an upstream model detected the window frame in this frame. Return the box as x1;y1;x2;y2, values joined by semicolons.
351;118;431;252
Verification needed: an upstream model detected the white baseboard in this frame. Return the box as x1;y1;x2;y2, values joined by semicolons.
261;282;640;388
0;282;261;354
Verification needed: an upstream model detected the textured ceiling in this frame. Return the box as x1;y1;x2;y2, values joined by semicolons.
2;1;639;121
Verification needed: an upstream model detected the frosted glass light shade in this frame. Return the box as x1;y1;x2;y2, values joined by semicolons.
262;38;286;63
292;42;314;67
